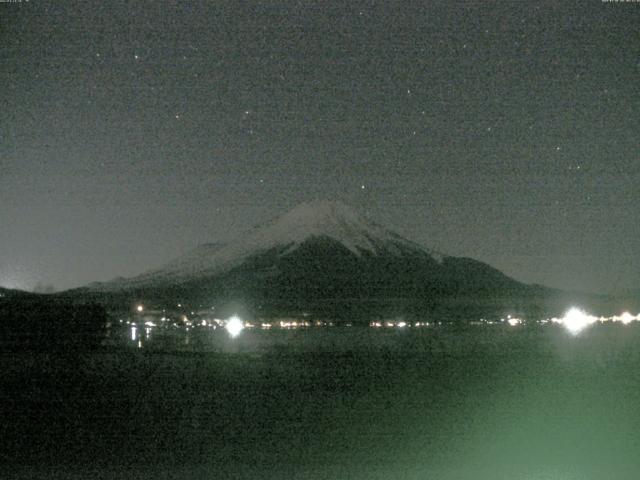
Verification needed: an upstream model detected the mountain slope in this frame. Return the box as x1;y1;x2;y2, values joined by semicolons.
61;201;564;321
78;200;535;318
0;286;40;300
92;200;445;291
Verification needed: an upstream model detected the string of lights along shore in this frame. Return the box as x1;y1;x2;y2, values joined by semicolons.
3;4;640;479
126;302;640;349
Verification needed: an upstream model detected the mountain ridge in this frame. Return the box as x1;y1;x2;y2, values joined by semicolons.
70;200;568;319
91;200;447;291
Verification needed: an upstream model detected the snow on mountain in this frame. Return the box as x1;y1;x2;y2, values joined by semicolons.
154;242;227;275
232;200;440;258
94;201;445;290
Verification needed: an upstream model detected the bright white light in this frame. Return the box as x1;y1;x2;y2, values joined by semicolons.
507;318;520;327
225;315;244;338
136;305;143;313
131;326;137;341
562;307;593;335
397;321;407;328
620;312;635;325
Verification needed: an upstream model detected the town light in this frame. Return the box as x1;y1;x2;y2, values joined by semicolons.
225;315;244;338
562;307;593;335
620;312;635;325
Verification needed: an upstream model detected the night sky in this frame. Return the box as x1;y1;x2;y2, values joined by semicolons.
1;1;639;294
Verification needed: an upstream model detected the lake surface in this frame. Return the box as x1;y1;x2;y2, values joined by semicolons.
4;324;640;479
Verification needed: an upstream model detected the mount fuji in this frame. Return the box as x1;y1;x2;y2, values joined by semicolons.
77;201;541;319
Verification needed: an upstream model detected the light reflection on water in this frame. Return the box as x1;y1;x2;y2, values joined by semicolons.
9;319;640;480
113;309;640;353
106;317;640;356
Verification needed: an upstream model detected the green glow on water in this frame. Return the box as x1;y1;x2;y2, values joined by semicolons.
5;325;640;479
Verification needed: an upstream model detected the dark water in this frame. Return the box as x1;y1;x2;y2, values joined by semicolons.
3;324;640;479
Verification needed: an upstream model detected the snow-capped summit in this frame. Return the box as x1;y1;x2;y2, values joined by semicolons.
236;199;429;257
94;200;443;290
80;200;529;319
